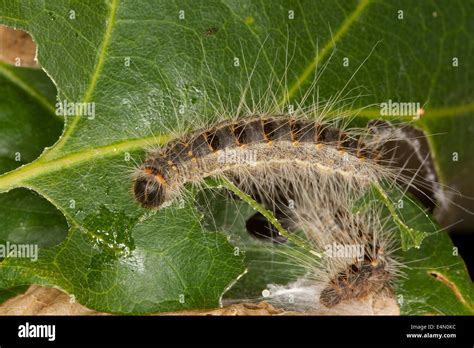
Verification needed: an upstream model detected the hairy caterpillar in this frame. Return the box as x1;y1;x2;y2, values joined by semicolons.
132;109;408;312
133;115;384;208
125;36;439;314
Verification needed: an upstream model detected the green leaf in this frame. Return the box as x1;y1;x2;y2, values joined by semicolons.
366;184;474;315
0;189;67;248
0;0;472;313
398;230;474;315
0;200;244;314
0;62;61;173
0;63;67;248
199;191;305;300
354;182;431;251
356;185;473;314
354;183;473;313
0;62;68;302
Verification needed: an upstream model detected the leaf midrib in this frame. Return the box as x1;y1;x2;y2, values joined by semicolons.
0;134;170;192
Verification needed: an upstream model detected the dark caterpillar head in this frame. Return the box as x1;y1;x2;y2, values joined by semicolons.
133;170;168;208
319;259;391;308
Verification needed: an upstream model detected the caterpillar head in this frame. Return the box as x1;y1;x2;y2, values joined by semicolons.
319;259;392;308
133;166;169;208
